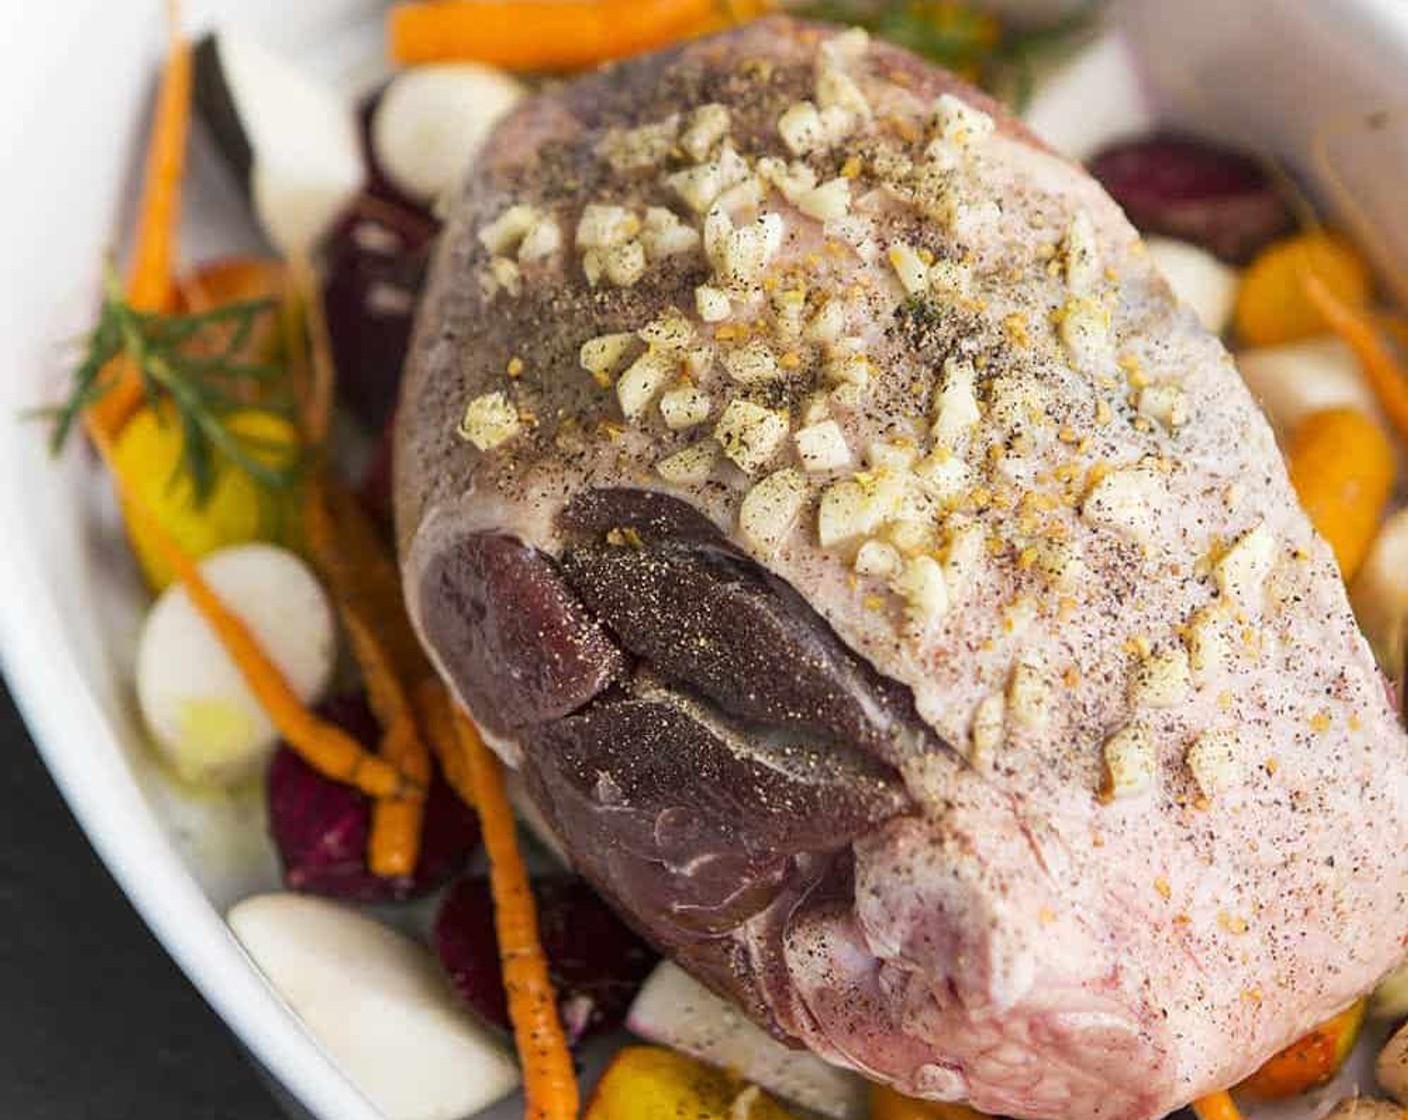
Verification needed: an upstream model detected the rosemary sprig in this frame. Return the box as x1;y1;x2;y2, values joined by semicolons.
47;263;300;505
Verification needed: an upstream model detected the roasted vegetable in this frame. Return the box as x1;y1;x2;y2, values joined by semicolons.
1236;336;1382;440
1239;1000;1366;1100
1144;236;1238;334
584;1046;799;1120
1235;231;1373;347
1087;134;1293;263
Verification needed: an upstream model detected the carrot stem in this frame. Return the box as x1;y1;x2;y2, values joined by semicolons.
1192;1092;1244;1120
1302;270;1408;444
91;11;194;439
388;0;724;70
454;708;578;1120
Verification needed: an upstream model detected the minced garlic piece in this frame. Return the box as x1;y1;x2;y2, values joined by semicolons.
739;468;807;554
1131;645;1191;709
1009;656;1052;732
639;309;696;352
892;555;949;630
778;101;827;156
458;392;520;451
1059;295;1113;366
931;93;994;149
656;440;719;484
576;204;640;250
1188;605;1237;681
681;103;731;162
1136;383;1189;428
1216;524;1277;609
855;539;901;578
641;208;700;260
723;341;782;385
601;240;647;287
757;156;819;205
825;345;872;388
1063;211;1101;294
912;448;971;506
579;333;635;383
714;400;789;473
817;470;906;548
1081;466;1161;544
931;358;981;447
797;178;852;222
517;216;562;262
888;241;930;297
659;385;712;431
716;212;785;287
1034;540;1085;591
970;692;1005;759
484;256;521;297
667;144;750;214
1187;729;1244;799
479;204;542;255
597;115;679;172
795;420;852;472
1102;724;1155;801
944;521;986;591
616;350;674;419
805;300;847;345
696;285;731;323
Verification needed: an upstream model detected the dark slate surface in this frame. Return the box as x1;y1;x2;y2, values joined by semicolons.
0;681;280;1119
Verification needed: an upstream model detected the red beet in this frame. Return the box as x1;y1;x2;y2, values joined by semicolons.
435;876;658;1044
1087;133;1294;263
321;193;439;433
268;693;479;902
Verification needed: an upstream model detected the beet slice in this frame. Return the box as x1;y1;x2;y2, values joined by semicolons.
268;693;479;902
1087;133;1294;263
435;875;658;1045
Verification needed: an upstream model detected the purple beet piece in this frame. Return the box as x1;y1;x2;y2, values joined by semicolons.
435;876;659;1044
1087;133;1295;263
321;193;439;433
268;693;480;902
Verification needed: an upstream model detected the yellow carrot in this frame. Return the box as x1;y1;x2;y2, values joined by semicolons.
389;0;730;70
455;708;578;1120
91;11;194;438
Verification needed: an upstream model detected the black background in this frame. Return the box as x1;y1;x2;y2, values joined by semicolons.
0;681;280;1118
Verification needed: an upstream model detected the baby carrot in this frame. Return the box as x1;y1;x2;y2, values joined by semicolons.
454;708;578;1120
1192;1091;1244;1120
389;0;723;70
1286;408;1395;582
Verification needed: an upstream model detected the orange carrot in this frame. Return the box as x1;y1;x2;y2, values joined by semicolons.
90;12;194;438
88;424;410;798
1192;1092;1244;1120
389;0;726;70
1302;270;1408;444
415;679;474;806
454;707;578;1120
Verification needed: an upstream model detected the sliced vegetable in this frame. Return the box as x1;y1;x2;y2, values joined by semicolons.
1087;134;1293;264
1020;28;1153;161
1285;408;1394;581
322;195;438;431
454;709;579;1120
371;63;524;206
1236;336;1382;440
113;405;301;590
193;31;364;253
1236;231;1373;348
1351;509;1408;680
388;0;730;71
871;1085;990;1120
436;876;656;1044
627;961;866;1120
137;543;335;787
268;694;479;902
585;1045;799;1120
1239;1000;1366;1099
1144;236;1238;334
229;893;520;1120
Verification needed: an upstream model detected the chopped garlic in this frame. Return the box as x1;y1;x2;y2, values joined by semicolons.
486;256;521;297
1131;645;1191;709
598;115;679;172
1102;724;1155;801
825;346;871;387
681;103;731;162
757;157;819;205
1034;541;1085;592
658;385;712;430
892;555;948;629
944;521;987;591
739;469;807;554
641;208;700;260
657;440;719;484
1063;211;1101;294
616;350;675;419
602;240;647;287
479;204;542;255
723;341;781;385
797;178;852;222
971;692;1005;758
817;470;906;547
805;300;847;345
1136;383;1189;428
888;241;930;297
855;539;901;578
458;391;520;450
666;144;750;214
1082;467;1162;544
1216;524;1277;609
865;441;918;471
1188;604;1237;681
576;204;640;250
1059;295;1113;366
695;285;731;323
931;357;981;447
1187;729;1244;799
639;310;696;352
795;420;852;472
912;449;971;506
517;216;562;262
1008;656;1052;732
778;101;827;155
817;63;871;119
932;93;994;149
719;213;785;287
579;333;636;383
714;400;789;473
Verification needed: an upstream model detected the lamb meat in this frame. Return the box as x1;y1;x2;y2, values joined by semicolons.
394;17;1408;1119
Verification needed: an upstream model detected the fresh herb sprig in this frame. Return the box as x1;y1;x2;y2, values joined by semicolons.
47;263;300;504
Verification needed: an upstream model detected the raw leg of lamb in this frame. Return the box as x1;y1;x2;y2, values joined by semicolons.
394;17;1408;1119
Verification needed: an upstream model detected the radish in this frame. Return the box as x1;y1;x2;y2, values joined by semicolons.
229;893;520;1120
136;543;335;788
1144;237;1238;335
626;962;867;1120
371;64;525;207
194;31;365;252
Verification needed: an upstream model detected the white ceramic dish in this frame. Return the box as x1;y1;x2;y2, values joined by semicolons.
1;2;1406;1117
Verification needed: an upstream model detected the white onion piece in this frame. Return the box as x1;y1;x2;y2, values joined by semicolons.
1351;508;1408;681
1021;28;1154;161
229;894;520;1120
1144;236;1238;334
372;64;525;206
1235;335;1384;440
136;544;335;787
